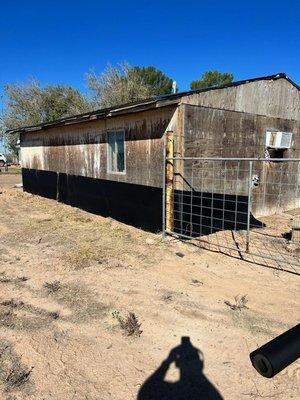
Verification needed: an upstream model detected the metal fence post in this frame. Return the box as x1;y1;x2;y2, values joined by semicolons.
165;131;174;233
296;161;300;209
246;161;253;253
162;131;167;237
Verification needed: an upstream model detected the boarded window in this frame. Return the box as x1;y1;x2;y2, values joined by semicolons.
107;131;125;173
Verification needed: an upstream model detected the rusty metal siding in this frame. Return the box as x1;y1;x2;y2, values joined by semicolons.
182;78;300;120
21;106;178;188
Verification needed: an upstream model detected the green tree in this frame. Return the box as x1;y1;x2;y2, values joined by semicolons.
130;66;174;96
0;80;91;156
190;70;234;90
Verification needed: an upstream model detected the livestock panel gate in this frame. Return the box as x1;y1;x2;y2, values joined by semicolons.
163;132;300;271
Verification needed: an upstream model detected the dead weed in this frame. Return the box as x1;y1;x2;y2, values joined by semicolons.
43;280;61;293
112;311;142;337
5;364;34;389
161;293;173;303
225;295;248;311
63;245;111;270
0;273;28;284
0;340;34;393
0;309;15;328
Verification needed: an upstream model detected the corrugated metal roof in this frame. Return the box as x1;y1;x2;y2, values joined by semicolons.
7;72;299;134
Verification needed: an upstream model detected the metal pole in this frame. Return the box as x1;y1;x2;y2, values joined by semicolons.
296;161;300;209
162;131;167;237
189;161;194;236
210;161;215;234
234;161;240;231
165;131;174;233
222;161;227;231
246;161;253;253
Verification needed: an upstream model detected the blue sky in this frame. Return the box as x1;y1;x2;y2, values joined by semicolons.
1;0;299;151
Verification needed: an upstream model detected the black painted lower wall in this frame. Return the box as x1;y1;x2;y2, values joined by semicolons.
22;168;264;236
173;190;264;237
22;168;163;232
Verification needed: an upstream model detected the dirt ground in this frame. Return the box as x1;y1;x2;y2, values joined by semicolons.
0;172;299;400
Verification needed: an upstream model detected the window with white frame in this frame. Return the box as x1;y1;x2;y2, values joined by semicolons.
107;130;125;173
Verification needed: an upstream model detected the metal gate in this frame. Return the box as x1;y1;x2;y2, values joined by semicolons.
163;133;300;270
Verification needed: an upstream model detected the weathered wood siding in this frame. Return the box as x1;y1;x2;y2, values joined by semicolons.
182;77;300;120
183;104;300;159
179;104;300;216
21;106;178;188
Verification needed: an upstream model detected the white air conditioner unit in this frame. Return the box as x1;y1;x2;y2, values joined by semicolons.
265;130;293;149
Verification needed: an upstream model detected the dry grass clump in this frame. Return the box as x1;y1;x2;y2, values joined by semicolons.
0;273;11;283
64;247;96;270
43;280;61;293
48;311;60;320
0;273;28;284
0;340;34;392
224;295;248;311
0;309;14;327
0;299;24;308
190;279;203;286
112;311;142;337
0;300;20;328
5;364;33;388
63;244;111;270
63;242;128;270
161;292;173;303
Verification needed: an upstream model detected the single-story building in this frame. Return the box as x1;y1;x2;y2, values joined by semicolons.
8;73;300;234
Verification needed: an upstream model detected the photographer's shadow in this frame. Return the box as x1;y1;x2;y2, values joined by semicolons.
137;336;223;400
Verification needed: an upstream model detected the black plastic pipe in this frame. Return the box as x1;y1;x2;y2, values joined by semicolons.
250;323;300;378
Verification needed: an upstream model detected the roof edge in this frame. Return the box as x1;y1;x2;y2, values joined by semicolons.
7;72;299;135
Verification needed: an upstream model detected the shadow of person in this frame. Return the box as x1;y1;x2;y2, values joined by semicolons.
137;336;223;400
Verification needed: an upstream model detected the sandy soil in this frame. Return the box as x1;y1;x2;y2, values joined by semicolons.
0;173;299;399
0;172;22;189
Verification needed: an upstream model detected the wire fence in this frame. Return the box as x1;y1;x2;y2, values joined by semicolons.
164;156;300;271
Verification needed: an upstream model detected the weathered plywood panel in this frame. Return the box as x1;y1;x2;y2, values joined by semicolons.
180;104;300;216
182;78;300;120
183;105;300;160
21;106;178;188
